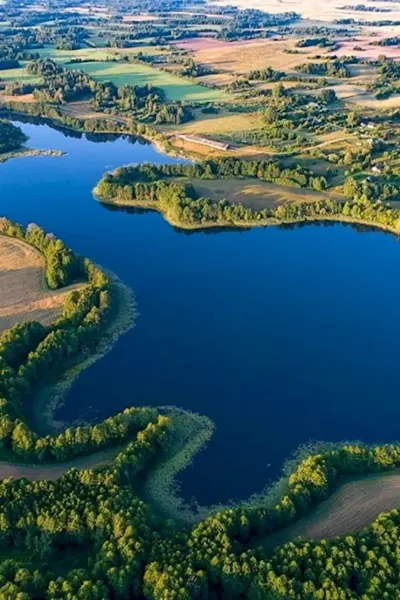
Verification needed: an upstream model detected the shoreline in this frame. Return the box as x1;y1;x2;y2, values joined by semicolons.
31;274;136;435
96;195;400;237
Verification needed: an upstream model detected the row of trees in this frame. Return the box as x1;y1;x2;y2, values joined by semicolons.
97;157;329;194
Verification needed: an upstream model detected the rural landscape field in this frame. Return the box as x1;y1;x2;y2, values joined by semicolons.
2;0;400;597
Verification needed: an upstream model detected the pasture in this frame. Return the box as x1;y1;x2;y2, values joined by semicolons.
0;236;82;333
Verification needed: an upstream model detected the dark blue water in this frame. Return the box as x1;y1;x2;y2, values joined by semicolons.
2;121;400;505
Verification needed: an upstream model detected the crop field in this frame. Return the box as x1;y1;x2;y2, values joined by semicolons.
260;470;400;553
184;38;330;75
72;61;231;102
0;236;82;333
178;178;335;210
168;109;263;137
218;0;400;22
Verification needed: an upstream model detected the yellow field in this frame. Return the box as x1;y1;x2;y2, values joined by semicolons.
169;109;263;136
180;178;335;210
0;236;82;333
190;39;329;75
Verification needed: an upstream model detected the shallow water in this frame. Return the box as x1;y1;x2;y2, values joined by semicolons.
2;120;400;505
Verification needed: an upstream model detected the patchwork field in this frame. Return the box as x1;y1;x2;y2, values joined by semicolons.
0;236;82;333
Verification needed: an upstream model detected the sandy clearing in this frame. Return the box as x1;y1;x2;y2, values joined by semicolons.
0;236;83;334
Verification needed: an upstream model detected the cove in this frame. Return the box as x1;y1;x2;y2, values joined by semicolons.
2;120;400;506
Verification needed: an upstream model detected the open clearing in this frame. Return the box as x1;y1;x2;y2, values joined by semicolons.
0;236;82;333
179;178;337;210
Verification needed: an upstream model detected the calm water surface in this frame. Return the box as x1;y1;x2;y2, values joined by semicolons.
1;121;400;505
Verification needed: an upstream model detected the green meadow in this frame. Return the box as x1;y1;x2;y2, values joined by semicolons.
69;61;230;102
0;64;41;84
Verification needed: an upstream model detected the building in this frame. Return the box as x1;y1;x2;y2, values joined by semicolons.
176;134;230;151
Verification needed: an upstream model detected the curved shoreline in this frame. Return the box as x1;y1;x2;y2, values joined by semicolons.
31;274;136;435
97;196;400;236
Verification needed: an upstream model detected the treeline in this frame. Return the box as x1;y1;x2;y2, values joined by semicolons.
295;59;350;77
248;66;285;82
96;157;329;193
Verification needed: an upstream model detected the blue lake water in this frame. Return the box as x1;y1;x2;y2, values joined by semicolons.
2;120;400;505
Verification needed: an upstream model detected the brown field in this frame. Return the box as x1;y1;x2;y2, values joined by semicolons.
172;37;250;52
218;0;400;22
336;35;400;60
177;38;326;75
0;236;83;334
179;178;337;210
260;470;400;552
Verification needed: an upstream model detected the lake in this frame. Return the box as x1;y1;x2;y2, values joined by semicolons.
2;120;400;506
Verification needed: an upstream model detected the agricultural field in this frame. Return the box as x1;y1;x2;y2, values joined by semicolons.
0;236;82;333
72;61;231;102
178;177;339;209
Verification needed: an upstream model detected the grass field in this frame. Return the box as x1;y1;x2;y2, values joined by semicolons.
179;178;335;210
0;65;41;84
0;236;83;333
67;61;230;102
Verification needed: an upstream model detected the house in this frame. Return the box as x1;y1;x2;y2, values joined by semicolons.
372;165;384;175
